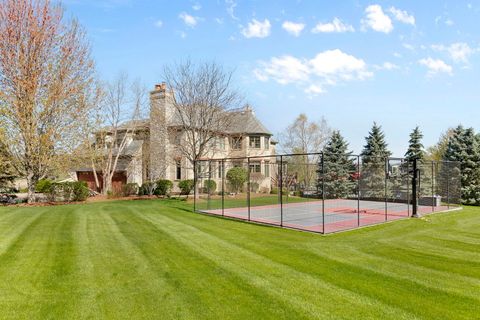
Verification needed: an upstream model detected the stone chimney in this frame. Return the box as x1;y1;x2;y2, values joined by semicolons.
149;82;174;180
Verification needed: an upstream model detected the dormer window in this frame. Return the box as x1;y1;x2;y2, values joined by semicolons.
249;136;261;149
231;136;242;150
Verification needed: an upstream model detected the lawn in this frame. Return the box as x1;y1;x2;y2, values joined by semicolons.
0;200;478;319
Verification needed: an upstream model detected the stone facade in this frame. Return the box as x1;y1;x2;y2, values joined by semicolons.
76;83;275;193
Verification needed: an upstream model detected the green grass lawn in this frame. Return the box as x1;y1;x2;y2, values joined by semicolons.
0;200;479;319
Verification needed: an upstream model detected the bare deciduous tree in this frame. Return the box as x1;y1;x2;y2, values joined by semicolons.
0;0;95;202
96;74;146;194
163;60;242;183
279;113;331;189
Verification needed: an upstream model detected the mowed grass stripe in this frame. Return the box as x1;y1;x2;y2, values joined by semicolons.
156;210;478;319
0;200;479;319
109;208;305;320
139;211;418;320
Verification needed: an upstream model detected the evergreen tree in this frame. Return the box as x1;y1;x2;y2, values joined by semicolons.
360;123;392;198
0;134;16;191
318;131;356;199
443;125;480;205
405;126;425;161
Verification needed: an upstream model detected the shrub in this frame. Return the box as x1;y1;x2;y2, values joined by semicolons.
226;167;247;193
203;180;216;194
122;183;139;196
139;181;156;196
178;179;194;195
155;179;173;196
35;179;53;193
249;182;259;193
72;181;89;201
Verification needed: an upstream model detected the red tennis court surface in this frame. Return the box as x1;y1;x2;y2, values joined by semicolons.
199;199;453;233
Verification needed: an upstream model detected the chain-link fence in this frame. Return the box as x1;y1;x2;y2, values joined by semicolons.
194;154;461;234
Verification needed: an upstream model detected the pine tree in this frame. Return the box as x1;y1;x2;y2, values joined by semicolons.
0;135;16;191
443;125;480;205
405;126;425;161
318;131;356;199
360;123;392;198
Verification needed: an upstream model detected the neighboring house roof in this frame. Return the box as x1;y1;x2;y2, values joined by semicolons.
120;140;143;156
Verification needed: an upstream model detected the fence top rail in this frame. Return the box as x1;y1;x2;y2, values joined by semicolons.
194;153;460;164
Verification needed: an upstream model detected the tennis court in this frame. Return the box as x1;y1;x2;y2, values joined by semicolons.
199;199;451;233
194;154;461;234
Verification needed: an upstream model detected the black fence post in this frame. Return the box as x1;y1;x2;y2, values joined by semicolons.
247;157;251;221
447;162;450;209
222;159;225;217
407;160;410;217
385;157;388;222
431;161;435;212
357;155;360;227
207;160;212;210
412;158;419;218
321;153;325;234
280;155;283;227
193;160;197;212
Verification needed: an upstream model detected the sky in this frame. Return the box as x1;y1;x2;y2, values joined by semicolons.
62;0;480;156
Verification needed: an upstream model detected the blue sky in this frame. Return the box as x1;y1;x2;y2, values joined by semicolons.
63;0;480;156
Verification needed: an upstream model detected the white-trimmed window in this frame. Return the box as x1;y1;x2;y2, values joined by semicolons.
249;136;261;149
264;137;270;150
231;137;242;150
264;162;270;177
249;162;261;173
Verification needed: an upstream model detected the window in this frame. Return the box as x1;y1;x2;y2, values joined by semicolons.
264;137;270;150
264;162;270;177
249;136;261;149
217;137;225;150
231;137;242;150
249;163;261;173
176;160;182;180
218;161;224;178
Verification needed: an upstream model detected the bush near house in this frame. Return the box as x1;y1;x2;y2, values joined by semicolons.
203;179;217;194
226;167;247;193
45;181;89;202
139;182;157;196
122;183;139;196
178;179;194;195
155;180;173;196
35;179;53;193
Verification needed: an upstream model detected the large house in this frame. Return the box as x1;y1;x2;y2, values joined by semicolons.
75;83;276;193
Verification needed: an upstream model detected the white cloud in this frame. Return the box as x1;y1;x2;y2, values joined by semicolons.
225;0;238;20
282;21;305;37
254;55;309;84
445;19;454;26
312;18;354;33
241;19;271;38
254;49;372;94
192;3;201;11
375;62;400;70
179;12;198;28
432;42;474;64
389;7;415;25
154;20;163;28
402;43;415;51
361;4;393;33
418;57;453;76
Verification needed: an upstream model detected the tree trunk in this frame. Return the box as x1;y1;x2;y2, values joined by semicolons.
26;174;37;203
103;174;112;195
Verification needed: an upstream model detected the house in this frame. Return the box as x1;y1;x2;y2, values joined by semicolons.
75;83;276;193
